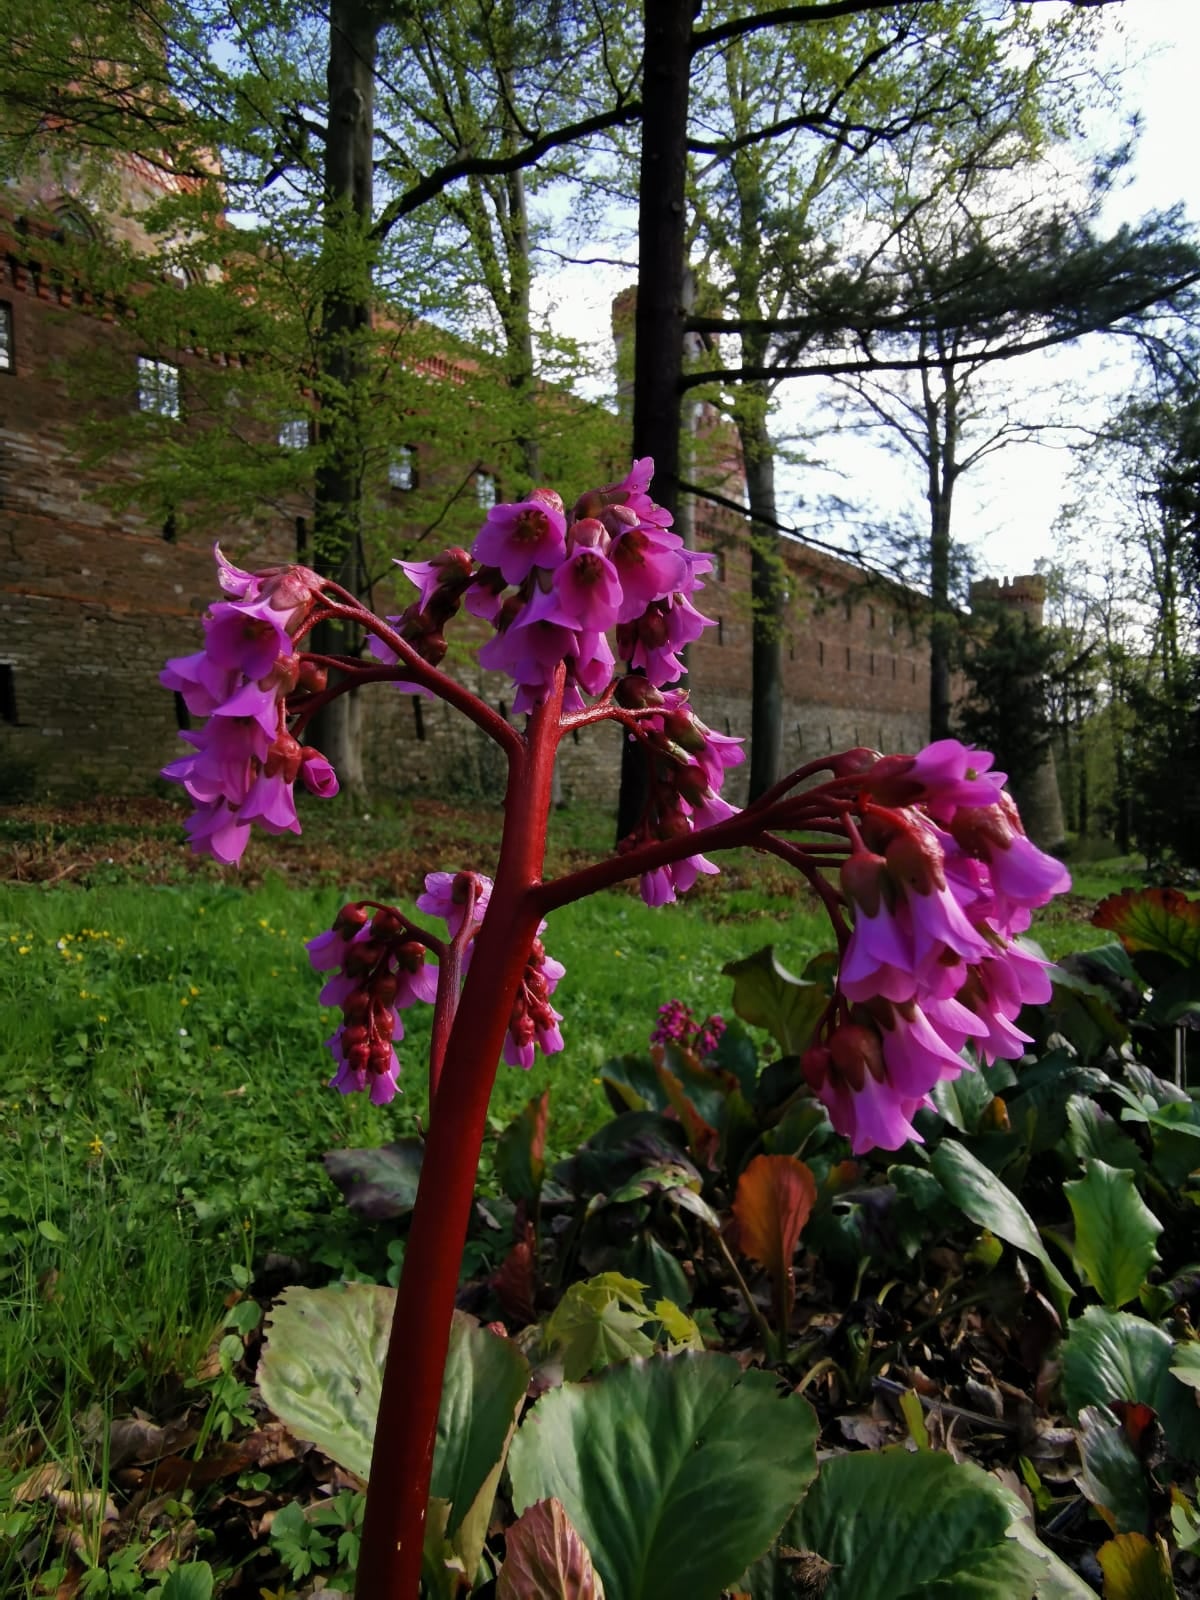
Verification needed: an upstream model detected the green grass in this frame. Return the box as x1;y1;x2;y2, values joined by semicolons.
0;815;1140;1585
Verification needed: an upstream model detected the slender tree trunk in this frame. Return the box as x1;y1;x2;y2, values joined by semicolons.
926;360;957;741
310;0;380;790
617;0;695;842
742;393;784;799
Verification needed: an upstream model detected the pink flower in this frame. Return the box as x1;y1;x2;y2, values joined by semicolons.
417;870;493;936
473;498;567;584
552;547;623;632
300;749;339;797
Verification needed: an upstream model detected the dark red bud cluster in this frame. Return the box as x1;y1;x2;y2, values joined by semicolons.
803;1022;885;1094
328;900;416;1083
827;746;881;780
399;547;475;665
508;943;560;1053
264;730;304;783
297;659;328;694
885;825;946;895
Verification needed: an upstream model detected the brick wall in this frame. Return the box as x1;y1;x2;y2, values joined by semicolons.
1;227;931;805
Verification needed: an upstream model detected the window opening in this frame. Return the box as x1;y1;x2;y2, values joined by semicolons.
389;447;418;491
475;471;498;510
0;303;12;373
279;417;309;450
0;665;16;725
137;357;181;420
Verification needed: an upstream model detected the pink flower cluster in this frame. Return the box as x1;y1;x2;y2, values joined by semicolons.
801;740;1071;1154
650;998;727;1058
380;460;715;716
615;681;745;905
308;903;438;1105
309;870;566;1100
159;549;338;864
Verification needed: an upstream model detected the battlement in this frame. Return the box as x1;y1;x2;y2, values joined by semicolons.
970;573;1046;624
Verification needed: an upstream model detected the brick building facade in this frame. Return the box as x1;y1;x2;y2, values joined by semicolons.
0;186;931;807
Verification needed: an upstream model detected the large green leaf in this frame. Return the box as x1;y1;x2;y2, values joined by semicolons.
930;1140;1074;1319
1065;1095;1145;1176
1065;1160;1162;1308
543;1273;656;1381
156;1567;215;1600
1076;1404;1151;1534
431;1313;531;1577
721;947;828;1058
257;1283;394;1480
507;1352;818;1600
258;1288;529;1574
321;1139;424;1219
1061;1306;1200;1462
785;1448;1047;1598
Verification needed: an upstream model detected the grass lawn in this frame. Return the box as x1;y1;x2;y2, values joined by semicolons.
0;792;1143;1590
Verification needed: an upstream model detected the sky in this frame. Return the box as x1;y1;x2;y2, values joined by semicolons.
534;0;1200;586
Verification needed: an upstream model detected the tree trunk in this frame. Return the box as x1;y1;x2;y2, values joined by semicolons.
617;0;695;842
926;360;957;741
742;396;784;799
310;0;380;790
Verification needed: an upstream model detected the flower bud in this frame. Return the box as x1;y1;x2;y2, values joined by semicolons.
828;746;882;779
829;1022;886;1089
344;939;383;977
615;675;664;710
298;659;328;694
371;906;407;941
264;730;304;783
885;824;946;895
335;902;370;936
802;1044;831;1092
367;1040;394;1076
840;851;890;916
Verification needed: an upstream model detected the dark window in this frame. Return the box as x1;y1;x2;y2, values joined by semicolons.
869;652;875;676
389;446;418;491
137;357;181;419
173;691;191;730
0;664;16;724
844;596;852;621
412;695;426;741
162;509;177;543
714;549;727;581
868;606;875;629
818;640;824;667
717;616;724;646
0;303;12;373
845;645;851;670
295;515;308;558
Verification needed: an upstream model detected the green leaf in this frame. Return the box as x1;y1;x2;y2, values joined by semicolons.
1065;1160;1162;1307
431;1313;531;1578
257;1283;394;1480
721;947;828;1058
495;1091;550;1206
1065;1095;1144;1175
258;1286;531;1570
1097;1532;1179;1599
508;1352;818;1600
544;1273;656;1381
321;1140;424;1219
1076;1404;1151;1533
653;1299;705;1352
785;1448;1046;1597
1061;1306;1200;1462
498;1498;607;1599
37;1219;68;1244
930;1140;1074;1320
1169;1342;1200;1390
156;1566;215;1600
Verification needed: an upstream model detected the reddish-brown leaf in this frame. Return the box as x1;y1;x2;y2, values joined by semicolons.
492;1222;538;1325
655;1063;720;1169
732;1155;817;1326
498;1497;606;1599
1093;887;1200;965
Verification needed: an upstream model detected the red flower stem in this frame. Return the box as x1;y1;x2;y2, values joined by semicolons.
354;676;564;1600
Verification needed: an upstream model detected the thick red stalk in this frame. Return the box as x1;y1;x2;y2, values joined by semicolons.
354;680;563;1599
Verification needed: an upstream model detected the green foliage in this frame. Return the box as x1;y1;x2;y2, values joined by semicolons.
1065;1160;1162;1308
955;605;1061;794
780;1448;1065;1599
507;1353;819;1600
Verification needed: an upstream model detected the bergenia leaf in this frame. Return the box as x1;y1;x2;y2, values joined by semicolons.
507;1352;818;1600
1093;888;1200;968
1097;1532;1179;1599
1077;1404;1152;1534
322;1140;424;1219
496;1091;550;1205
930;1139;1074;1319
498;1498;607;1599
731;1154;816;1326
1065;1159;1162;1308
721;946;828;1057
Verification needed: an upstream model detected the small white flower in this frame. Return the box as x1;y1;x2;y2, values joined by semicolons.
179;1028;189;1037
